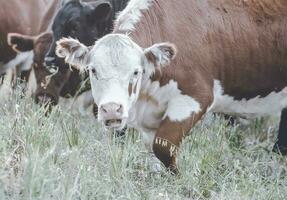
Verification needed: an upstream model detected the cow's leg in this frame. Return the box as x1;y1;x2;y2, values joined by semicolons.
153;113;204;174
273;108;287;155
141;131;162;172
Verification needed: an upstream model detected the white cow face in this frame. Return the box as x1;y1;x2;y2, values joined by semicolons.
56;34;176;130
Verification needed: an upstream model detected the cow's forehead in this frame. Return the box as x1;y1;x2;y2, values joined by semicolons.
53;3;82;27
88;34;144;73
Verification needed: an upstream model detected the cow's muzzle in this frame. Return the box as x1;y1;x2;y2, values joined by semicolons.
100;102;126;130
35;93;59;113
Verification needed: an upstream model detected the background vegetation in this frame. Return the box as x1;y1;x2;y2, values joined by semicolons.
0;89;286;200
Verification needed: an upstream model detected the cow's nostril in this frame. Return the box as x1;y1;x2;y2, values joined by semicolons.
101;106;108;113
117;104;123;113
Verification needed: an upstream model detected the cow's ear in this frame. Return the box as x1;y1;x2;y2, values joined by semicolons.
56;37;89;71
88;1;112;22
7;33;35;53
144;43;177;68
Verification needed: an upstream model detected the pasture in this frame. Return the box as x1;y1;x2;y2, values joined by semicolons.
0;88;286;200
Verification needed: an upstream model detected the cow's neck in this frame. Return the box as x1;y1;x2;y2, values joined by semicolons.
114;0;162;47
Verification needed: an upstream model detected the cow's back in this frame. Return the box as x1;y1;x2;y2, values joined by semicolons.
127;0;287;102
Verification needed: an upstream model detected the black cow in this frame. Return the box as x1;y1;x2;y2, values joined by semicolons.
45;0;129;68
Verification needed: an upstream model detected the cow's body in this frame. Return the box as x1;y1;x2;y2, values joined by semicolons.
0;0;60;72
0;0;61;99
57;0;287;172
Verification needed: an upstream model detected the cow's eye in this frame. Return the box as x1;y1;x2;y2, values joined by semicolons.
91;68;97;74
133;70;139;76
90;68;98;79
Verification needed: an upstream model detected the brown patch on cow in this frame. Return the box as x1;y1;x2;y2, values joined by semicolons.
34;32;53;63
154;137;178;157
236;0;287;19
145;50;157;66
128;83;133;96
133;80;138;94
0;0;61;64
158;44;177;60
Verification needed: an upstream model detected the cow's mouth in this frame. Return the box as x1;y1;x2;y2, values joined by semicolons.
104;119;126;130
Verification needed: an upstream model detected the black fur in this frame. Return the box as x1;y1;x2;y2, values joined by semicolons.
45;0;129;67
273;108;287;155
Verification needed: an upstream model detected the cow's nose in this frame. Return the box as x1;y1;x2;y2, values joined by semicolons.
100;103;123;117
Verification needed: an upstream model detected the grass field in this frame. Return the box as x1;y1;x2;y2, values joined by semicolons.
0;90;287;200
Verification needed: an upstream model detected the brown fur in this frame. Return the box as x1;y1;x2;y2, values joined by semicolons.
30;33;82;104
113;0;287;171
3;1;82;105
0;0;60;64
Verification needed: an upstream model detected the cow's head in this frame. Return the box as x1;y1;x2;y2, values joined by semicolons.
56;34;177;130
45;0;112;69
7;32;72;106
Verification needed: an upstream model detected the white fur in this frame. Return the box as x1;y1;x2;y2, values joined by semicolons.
144;43;177;67
56;38;89;71
164;95;201;122
75;90;94;115
0;51;33;75
58;90;94;115
0;68;14;100
116;0;154;31
0;52;33;99
210;80;287;117
129;79;201;132
142;131;156;152
25;67;37;97
87;34;144;119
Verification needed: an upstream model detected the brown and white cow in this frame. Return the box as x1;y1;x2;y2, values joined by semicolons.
0;0;61;98
56;0;287;173
0;0;60;75
7;32;94;112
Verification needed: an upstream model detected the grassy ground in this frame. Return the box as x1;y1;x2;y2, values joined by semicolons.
0;90;287;200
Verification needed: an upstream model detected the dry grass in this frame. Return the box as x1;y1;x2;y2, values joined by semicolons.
0;89;286;200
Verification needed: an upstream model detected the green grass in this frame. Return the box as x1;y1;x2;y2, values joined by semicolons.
0;91;286;200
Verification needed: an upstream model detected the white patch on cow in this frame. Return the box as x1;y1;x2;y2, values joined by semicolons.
210;80;287;117
128;79;201;133
0;68;14;100
88;34;144;120
116;0;153;31
25;67;37;97
58;90;94;115
142;131;156;152
164;95;201;122
74;90;94;116
3;51;33;73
